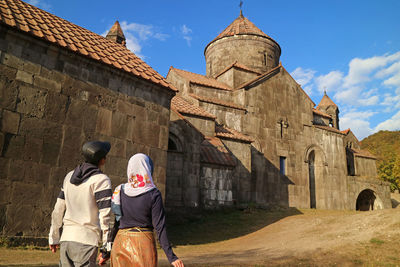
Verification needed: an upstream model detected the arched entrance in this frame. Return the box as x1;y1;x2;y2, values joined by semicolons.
304;145;327;209
308;151;316;208
165;133;184;207
356;189;383;211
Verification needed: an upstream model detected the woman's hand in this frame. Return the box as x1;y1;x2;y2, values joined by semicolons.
49;244;59;253
172;259;184;267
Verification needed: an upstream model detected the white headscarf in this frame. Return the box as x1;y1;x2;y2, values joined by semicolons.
112;153;156;206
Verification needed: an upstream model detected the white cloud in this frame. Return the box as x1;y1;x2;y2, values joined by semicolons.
26;0;51;10
102;21;169;58
374;110;400;132
181;25;192;35
315;71;344;93
340;110;375;139
291;67;315;87
180;25;193;46
343;52;400;88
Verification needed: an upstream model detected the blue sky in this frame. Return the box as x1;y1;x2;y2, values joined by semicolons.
28;0;400;140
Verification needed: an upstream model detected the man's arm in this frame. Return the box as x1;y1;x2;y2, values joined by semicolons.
94;176;112;246
48;189;66;252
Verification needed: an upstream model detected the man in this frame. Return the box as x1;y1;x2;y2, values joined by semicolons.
49;141;112;266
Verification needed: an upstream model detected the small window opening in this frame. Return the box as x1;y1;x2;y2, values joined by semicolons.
168;138;178;151
279;156;286;175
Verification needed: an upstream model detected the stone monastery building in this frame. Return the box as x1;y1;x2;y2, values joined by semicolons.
0;0;391;238
164;11;391;211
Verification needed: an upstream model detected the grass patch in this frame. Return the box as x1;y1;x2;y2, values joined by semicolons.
166;207;302;246
370;238;385;245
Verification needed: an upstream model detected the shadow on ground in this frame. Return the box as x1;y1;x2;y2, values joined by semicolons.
166;207;302;246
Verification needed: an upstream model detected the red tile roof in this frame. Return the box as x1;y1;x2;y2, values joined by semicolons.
317;93;337;108
314;125;345;135
312;108;332;119
215;124;254;143
205;11;279;52
215;61;261;78
189;93;247;111
171;96;216;119
169;67;232;91
341;128;351;135
0;0;176;92
201;137;236;167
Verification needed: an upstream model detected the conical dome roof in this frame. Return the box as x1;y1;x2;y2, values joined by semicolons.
317;92;338;108
205;11;279;51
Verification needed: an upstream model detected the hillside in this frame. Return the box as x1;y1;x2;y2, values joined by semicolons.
361;130;400;191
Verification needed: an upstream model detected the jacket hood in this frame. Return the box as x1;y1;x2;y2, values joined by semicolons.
70;162;103;185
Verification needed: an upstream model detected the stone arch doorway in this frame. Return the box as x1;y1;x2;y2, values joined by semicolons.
165;133;184;207
305;145;327;209
356;189;383;211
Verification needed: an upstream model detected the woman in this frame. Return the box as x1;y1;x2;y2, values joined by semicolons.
110;153;184;267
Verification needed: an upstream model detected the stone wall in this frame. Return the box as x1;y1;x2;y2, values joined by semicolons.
166;111;203;208
0;26;173;237
200;165;234;207
355;157;378;177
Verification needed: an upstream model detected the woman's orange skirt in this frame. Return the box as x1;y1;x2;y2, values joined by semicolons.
110;228;157;267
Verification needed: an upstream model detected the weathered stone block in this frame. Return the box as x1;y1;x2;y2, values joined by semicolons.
96;108;112;135
8;159;25;181
24;161;51;184
109;138;126;158
41;141;61;165
0;157;9;180
1;109;20;134
0;76;18;110
117;99;134;116
3;134;25;159
16;70;33;84
34;75;61;92
58;143;82;169
17;86;47;118
111;111;128;140
19;117;62;143
23;136;42;162
2;52;23;69
105;156;127;177
44;92;68;122
65;99;86;127
49;166;69;187
3;204;34;236
82;104;98;135
22;60;41;75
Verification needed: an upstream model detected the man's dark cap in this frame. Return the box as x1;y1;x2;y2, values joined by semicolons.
82;141;111;164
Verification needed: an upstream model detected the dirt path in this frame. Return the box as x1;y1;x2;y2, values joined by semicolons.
159;208;400;266
2;208;400;266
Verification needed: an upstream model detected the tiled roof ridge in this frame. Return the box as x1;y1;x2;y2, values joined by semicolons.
189;93;247;111
171;95;216;119
214;60;261;78
312;108;332;119
170;67;232;91
237;64;281;89
314;125;345;135
215;123;254;143
204;13;280;53
0;0;176;92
